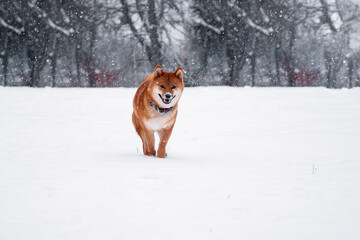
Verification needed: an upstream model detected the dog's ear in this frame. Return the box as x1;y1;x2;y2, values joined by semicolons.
175;67;183;80
154;65;164;78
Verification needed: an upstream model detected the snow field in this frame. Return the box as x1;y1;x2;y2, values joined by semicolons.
0;87;360;240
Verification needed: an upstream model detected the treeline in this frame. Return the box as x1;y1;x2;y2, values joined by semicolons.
0;0;360;88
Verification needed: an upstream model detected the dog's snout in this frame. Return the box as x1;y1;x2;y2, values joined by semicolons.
165;93;172;99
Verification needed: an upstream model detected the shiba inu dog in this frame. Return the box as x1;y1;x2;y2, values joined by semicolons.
132;65;184;158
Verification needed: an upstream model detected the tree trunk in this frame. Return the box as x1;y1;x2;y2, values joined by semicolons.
348;57;353;88
26;46;35;87
31;69;41;87
231;62;240;86
75;35;82;87
50;35;58;88
226;46;235;86
324;50;336;88
88;24;97;87
27;46;46;88
147;0;162;66
200;33;209;69
250;35;257;87
288;25;296;87
50;1;58;87
2;35;9;87
275;46;281;86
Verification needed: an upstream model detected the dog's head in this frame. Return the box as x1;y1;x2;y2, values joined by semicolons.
148;65;184;108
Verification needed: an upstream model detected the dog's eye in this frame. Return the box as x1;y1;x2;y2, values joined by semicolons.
172;86;176;89
160;85;165;88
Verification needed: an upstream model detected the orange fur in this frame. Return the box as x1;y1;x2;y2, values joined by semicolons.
132;65;184;158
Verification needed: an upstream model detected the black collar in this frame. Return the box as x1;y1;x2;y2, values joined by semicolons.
150;101;174;113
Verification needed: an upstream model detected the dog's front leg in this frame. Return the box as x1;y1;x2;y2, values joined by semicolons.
144;130;156;156
157;127;174;158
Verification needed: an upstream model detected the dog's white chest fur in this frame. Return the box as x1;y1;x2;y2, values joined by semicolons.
144;114;174;131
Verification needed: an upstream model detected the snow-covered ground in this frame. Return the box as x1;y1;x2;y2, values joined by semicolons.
1;87;360;240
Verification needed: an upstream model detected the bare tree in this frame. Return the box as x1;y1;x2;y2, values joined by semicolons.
119;0;179;67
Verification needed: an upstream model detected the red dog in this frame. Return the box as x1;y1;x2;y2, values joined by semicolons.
132;65;184;158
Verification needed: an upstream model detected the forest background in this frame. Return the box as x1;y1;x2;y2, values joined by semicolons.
1;0;360;88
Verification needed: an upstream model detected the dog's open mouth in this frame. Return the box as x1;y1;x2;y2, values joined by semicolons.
159;94;176;104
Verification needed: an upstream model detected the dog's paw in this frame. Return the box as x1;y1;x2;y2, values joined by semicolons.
144;149;156;156
157;151;166;158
